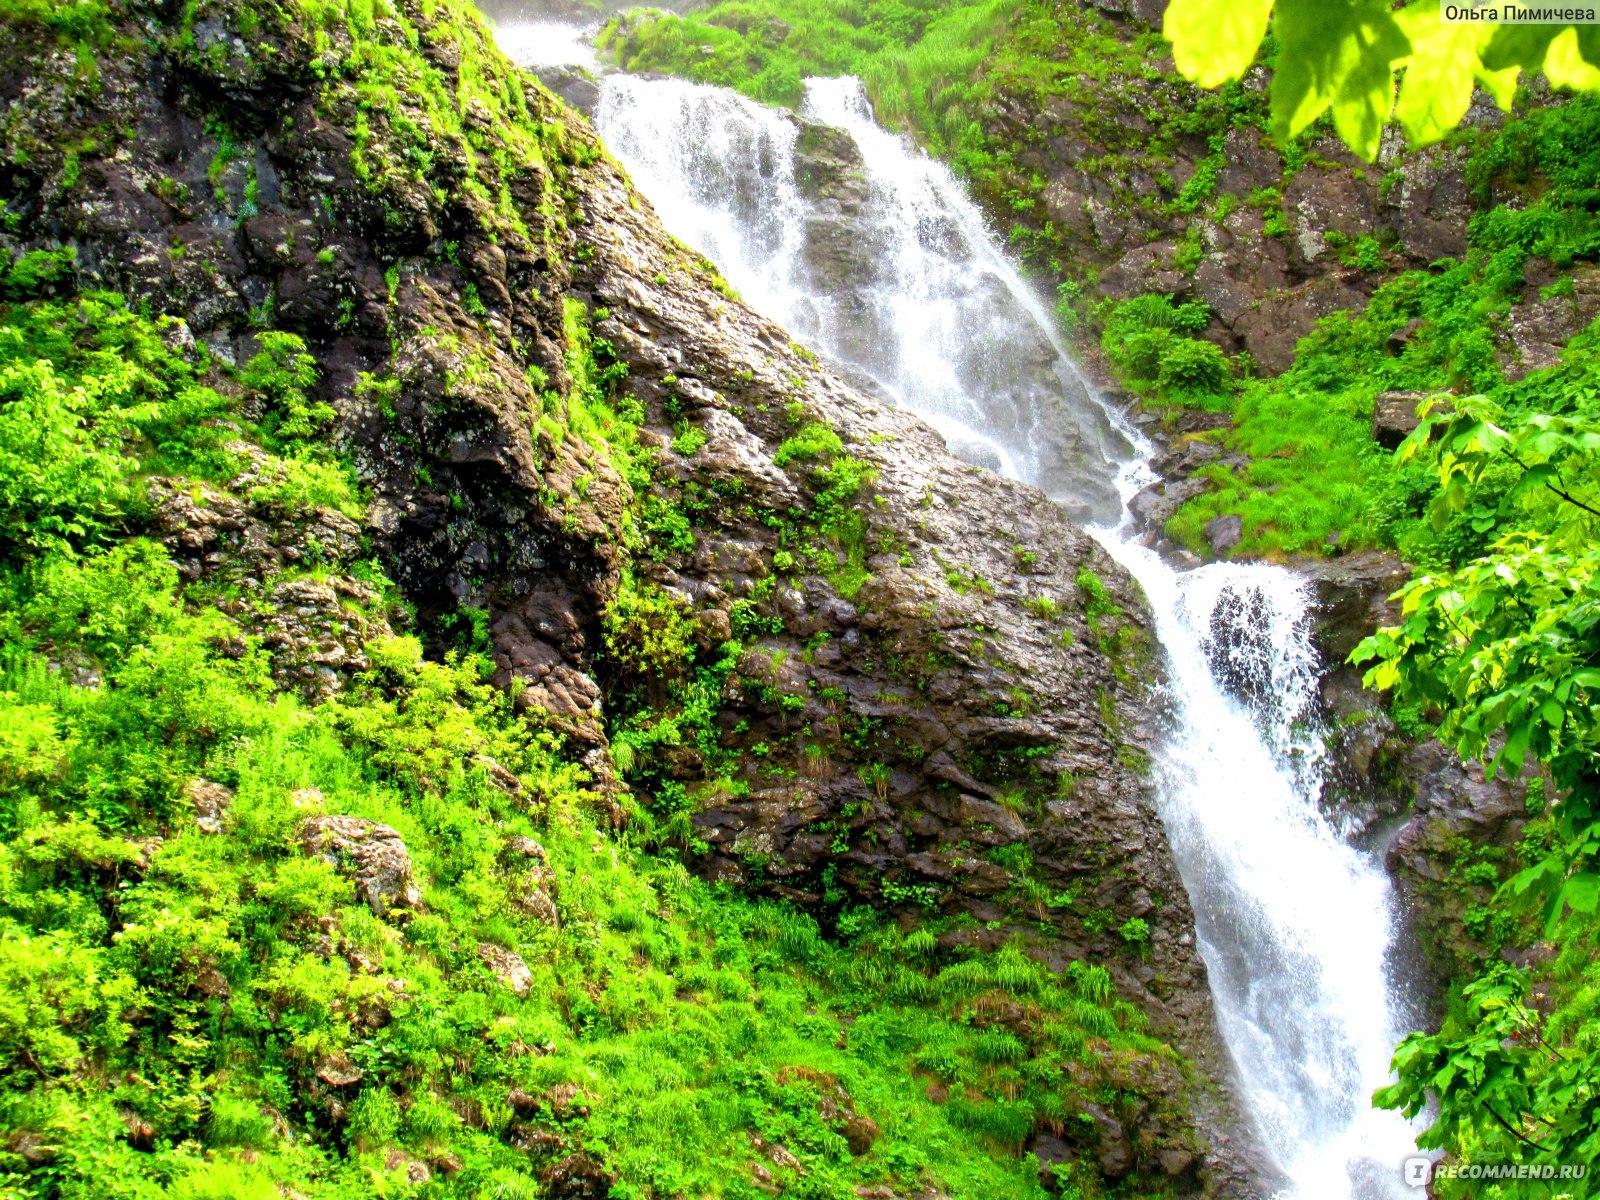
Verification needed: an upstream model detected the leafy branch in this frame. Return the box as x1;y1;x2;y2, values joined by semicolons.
1164;0;1600;158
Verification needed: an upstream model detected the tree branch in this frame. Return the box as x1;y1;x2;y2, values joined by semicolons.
1507;450;1600;519
1488;1103;1550;1151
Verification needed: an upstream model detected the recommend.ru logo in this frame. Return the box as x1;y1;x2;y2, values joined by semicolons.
1404;1157;1591;1187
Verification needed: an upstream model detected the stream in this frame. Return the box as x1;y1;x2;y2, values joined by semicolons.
488;13;1426;1197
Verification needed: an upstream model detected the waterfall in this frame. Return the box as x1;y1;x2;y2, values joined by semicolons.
1096;534;1422;1199
492;19;1424;1197
479;6;601;69
594;74;1128;524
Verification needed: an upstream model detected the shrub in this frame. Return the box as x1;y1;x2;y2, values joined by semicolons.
240;331;330;449
602;575;696;678
1099;294;1229;404
774;421;844;466
1158;336;1231;392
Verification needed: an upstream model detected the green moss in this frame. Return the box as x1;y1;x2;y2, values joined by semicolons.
4;0;116;48
602;570;696;678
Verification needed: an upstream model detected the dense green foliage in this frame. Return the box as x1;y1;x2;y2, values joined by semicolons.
1353;390;1600;1185
1097;295;1236;410
1166;0;1600;158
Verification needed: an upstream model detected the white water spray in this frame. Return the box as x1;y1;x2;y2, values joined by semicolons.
489;20;1425;1195
492;19;600;70
1098;533;1421;1199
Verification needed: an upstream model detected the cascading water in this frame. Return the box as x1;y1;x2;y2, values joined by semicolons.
491;18;1425;1196
593;73;1128;523
491;20;599;69
1095;531;1423;1199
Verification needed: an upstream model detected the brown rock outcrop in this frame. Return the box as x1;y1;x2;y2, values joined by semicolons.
299;816;423;916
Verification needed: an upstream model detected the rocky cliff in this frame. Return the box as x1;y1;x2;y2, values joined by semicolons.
956;0;1480;375
0;0;1253;1190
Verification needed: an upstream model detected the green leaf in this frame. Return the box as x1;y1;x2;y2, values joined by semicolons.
1560;872;1600;914
1541;697;1565;728
1164;0;1276;87
1480;24;1561;75
1395;8;1490;144
1271;0;1409;158
1490;719;1531;777
1547;25;1600;90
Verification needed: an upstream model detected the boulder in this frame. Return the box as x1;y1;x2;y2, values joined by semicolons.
186;778;234;835
534;65;600;118
477;943;534;998
1295;550;1409;662
299;816;422;916
1371;390;1441;450
1129;475;1208;533
1204;514;1242;556
315;1051;364;1087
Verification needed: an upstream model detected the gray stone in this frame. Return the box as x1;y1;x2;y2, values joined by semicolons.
1371;390;1444;450
1205;514;1243;556
477;943;534;998
186;778;234;835
299;816;422;917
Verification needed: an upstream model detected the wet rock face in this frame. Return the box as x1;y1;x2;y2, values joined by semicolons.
1502;262;1600;380
1287;555;1533;990
1297;551;1410;666
1385;743;1537;986
1;1;1241;1186
975;2;1494;374
1288;552;1418;834
533;64;601;116
580;160;1213;1048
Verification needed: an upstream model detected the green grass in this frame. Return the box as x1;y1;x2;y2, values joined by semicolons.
598;0;1013;144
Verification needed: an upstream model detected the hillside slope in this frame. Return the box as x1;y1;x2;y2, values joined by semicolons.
0;1;1252;1195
